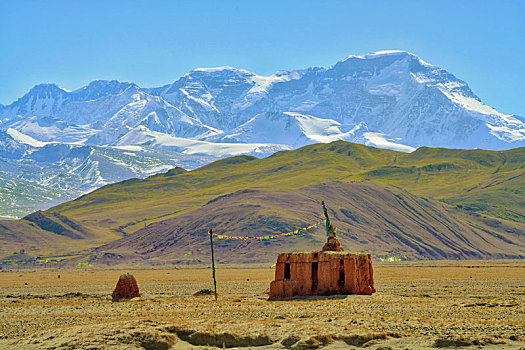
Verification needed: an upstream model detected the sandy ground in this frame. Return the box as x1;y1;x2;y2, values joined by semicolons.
0;261;524;349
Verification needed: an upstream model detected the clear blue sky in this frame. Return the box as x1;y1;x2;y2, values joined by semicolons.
1;0;524;116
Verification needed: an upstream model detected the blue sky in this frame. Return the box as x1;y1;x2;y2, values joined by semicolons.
1;0;524;116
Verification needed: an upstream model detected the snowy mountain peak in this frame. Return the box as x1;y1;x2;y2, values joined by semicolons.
365;50;427;61
343;49;411;59
0;83;70;118
185;67;257;83
22;83;70;102
83;79;133;89
184;66;301;92
191;66;251;74
337;50;434;70
71;79;137;101
29;83;70;94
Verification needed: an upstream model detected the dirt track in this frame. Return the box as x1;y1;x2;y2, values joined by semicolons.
0;261;524;349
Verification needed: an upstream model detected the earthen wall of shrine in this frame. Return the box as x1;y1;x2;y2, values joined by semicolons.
269;252;375;299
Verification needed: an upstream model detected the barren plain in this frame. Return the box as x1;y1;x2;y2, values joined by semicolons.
0;261;524;349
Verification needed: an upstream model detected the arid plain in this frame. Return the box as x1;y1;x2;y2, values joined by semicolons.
0;261;524;349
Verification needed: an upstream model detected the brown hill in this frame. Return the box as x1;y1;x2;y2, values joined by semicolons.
0;210;123;260
77;181;524;266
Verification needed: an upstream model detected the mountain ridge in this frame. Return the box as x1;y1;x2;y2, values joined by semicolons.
2;50;524;150
2;50;525;218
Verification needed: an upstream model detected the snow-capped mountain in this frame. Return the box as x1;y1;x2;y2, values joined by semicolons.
0;128;219;219
2;51;524;152
1;50;524;218
146;51;525;151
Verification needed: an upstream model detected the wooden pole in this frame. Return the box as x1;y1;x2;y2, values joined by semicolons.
209;229;217;300
322;201;330;236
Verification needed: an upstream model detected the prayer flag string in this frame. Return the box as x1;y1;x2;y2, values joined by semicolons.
210;220;325;240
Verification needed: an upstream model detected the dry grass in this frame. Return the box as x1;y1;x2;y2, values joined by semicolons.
0;261;524;349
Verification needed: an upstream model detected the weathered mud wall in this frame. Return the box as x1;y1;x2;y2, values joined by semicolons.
269;252;375;299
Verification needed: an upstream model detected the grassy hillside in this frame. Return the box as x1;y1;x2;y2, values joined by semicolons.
1;141;524;260
76;181;524;265
54;142;525;230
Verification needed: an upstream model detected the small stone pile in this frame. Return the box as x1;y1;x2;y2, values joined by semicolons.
112;273;140;301
322;233;344;252
193;288;215;296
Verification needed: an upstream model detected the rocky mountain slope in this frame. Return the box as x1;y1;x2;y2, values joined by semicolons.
1;51;524;218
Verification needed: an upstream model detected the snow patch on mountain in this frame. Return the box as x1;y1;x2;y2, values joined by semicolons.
286;112;363;143
248;71;302;94
363;132;416;152
6;128;49;147
117;125;291;157
486;124;525;143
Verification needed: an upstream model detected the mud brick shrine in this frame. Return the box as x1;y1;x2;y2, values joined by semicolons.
269;201;376;299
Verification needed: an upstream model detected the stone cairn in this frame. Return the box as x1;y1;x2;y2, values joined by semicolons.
112;273;140;301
